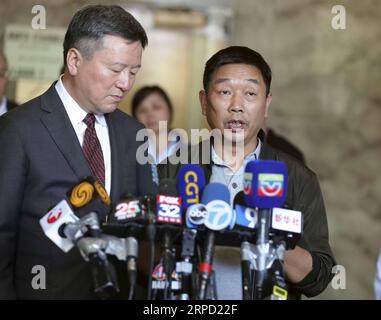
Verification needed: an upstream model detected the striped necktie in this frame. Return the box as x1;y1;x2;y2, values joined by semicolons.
82;113;105;186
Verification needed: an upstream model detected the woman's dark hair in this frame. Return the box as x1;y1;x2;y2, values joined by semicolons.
63;5;148;66
203;46;272;95
131;85;173;122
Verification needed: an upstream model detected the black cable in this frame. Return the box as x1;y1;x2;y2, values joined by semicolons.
146;224;155;300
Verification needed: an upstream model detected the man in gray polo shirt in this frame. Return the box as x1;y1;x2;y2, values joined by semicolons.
158;46;335;299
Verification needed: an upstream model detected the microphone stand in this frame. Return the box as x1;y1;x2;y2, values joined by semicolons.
197;231;216;300
63;212;120;299
269;237;288;300
125;236;138;300
175;228;197;300
142;195;156;300
162;230;175;300
245;208;278;300
240;240;253;300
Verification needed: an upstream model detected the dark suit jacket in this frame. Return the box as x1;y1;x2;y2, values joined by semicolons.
6;99;19;112
0;83;155;299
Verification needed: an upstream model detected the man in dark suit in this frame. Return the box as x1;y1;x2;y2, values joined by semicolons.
0;5;155;299
0;51;19;116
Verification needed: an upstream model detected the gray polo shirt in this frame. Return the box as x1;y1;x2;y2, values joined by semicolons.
209;139;261;299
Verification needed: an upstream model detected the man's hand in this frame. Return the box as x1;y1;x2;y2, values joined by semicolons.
284;245;313;283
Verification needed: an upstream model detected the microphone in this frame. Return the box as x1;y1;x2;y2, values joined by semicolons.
177;164;206;212
67;176;111;221
63;212;119;299
176;165;206;299
40;177;111;252
243;160;288;300
185;203;208;229
233;191;257;300
198;183;232;300
156;179;182;225
243;160;288;246
39;199;79;252
235;187;302;245
243;160;288;209
141;194;157;240
112;193;143;223
125;236;138;300
156;179;182;300
111;192;145;300
141;194;157;300
39;182;120;299
234;191;258;230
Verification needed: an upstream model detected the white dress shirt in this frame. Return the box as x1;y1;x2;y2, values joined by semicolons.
54;77;112;195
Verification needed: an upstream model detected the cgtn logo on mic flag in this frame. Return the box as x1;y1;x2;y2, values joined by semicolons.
177;164;206;211
258;174;284;197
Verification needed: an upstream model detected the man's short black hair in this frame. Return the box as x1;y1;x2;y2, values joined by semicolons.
203;46;272;95
63;5;148;66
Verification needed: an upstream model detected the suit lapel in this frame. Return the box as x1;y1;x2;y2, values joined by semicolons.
40;84;91;180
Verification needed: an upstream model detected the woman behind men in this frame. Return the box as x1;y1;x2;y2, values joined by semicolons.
132;85;180;184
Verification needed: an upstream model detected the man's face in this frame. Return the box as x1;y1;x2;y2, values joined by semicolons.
66;35;143;115
0;54;8;100
200;63;272;150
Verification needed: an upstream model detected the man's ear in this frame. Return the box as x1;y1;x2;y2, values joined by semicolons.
199;90;207;116
66;48;83;76
264;92;272;118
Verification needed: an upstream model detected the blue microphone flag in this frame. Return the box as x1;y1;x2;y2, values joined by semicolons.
243;160;288;209
177;164;206;211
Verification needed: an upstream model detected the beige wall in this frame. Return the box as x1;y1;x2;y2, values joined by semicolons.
119;29;193;129
232;0;381;299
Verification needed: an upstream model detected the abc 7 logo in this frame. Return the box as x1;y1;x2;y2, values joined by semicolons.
204;200;232;231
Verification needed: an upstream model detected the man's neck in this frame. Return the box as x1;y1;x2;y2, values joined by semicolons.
213;139;258;172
